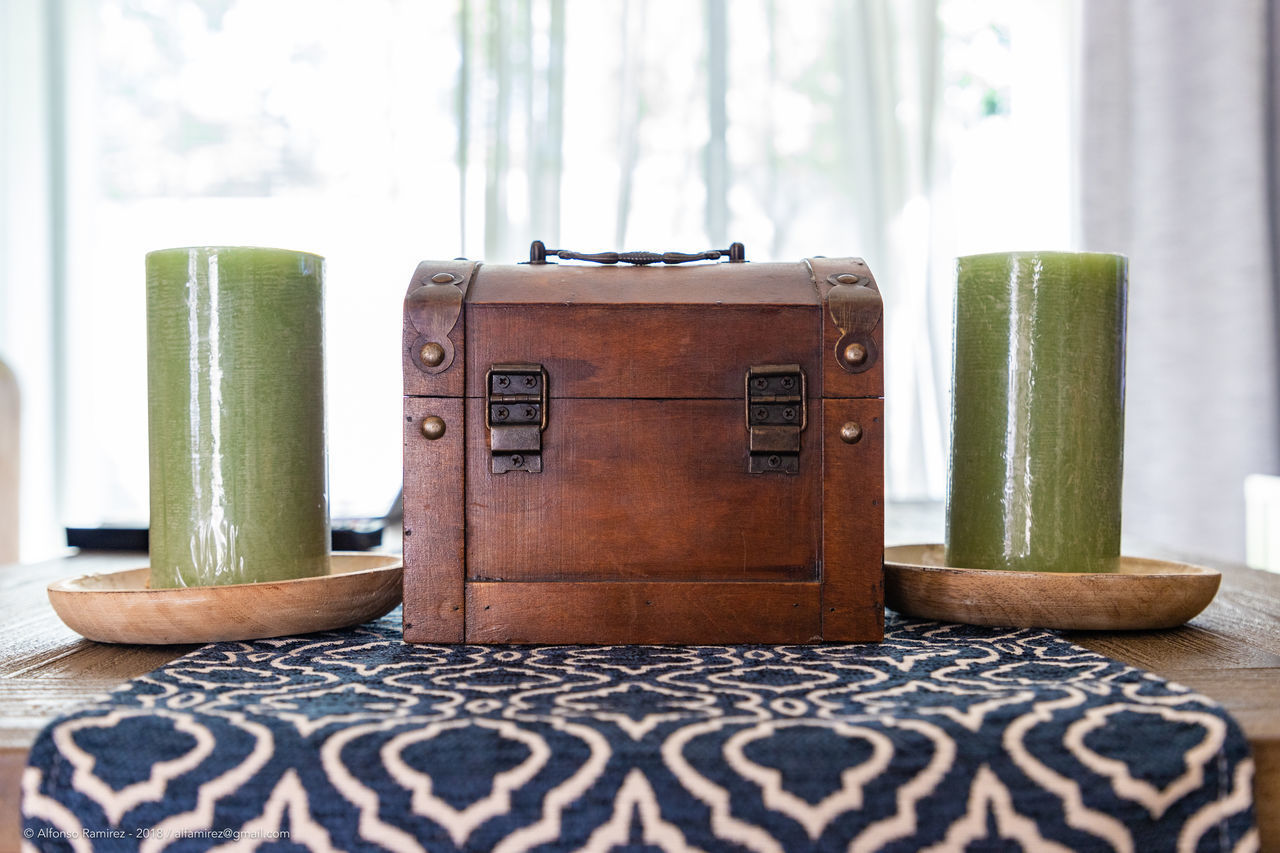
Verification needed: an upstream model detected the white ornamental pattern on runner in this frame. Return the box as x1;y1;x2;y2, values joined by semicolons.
21;614;1259;852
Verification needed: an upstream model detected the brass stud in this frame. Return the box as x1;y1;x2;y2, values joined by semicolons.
419;342;445;367
843;342;867;365
835;273;858;284
421;416;446;440
431;272;454;284
840;421;863;444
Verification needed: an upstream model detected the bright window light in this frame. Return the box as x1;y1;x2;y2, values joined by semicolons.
8;0;1075;556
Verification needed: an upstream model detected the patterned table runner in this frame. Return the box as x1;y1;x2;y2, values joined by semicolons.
23;612;1257;852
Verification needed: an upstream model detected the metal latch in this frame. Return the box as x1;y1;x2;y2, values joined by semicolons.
486;363;548;473
746;364;806;474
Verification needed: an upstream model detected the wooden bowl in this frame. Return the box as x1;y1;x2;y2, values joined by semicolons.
48;553;402;644
884;544;1220;630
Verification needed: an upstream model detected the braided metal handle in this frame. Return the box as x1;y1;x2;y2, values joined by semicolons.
527;240;745;265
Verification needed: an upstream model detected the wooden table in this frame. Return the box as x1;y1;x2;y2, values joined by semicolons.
2;551;1278;851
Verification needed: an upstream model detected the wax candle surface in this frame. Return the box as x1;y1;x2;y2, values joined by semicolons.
946;252;1127;573
146;247;329;588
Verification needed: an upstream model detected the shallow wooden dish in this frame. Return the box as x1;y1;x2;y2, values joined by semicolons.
884;544;1220;630
48;553;402;644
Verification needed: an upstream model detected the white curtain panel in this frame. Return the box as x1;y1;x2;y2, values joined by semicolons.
459;0;950;502
1081;0;1280;561
3;0;1028;556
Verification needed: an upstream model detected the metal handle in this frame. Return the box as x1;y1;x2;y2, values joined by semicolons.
528;240;745;265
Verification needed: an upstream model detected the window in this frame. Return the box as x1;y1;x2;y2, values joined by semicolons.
0;0;1076;559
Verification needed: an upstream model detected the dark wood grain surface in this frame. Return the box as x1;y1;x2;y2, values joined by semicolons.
820;398;886;641
464;259;820;306
402;396;466;643
464;398;821;583
465;304;822;400
2;550;1276;851
465;580;823;644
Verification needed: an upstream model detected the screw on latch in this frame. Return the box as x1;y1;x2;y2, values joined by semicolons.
753;407;768;421
523;376;536;387
495;406;509;421
752;377;767;390
780;376;795;390
782;408;796;421
523;406;536;419
497;376;510;388
767;455;782;468
511;454;524;467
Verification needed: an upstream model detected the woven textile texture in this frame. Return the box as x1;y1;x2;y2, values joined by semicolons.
22;611;1257;852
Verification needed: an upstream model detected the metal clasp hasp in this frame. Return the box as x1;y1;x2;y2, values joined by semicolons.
486;364;548;473
745;364;806;474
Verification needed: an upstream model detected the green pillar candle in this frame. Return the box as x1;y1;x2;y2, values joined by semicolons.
946;251;1128;573
146;247;329;588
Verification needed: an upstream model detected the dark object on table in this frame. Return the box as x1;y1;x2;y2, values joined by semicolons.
66;519;385;553
65;524;150;552
402;241;884;644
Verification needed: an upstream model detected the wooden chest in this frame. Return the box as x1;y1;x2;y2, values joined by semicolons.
402;243;884;644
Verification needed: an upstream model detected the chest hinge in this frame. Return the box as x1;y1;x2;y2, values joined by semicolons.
486;363;548;473
746;364;806;474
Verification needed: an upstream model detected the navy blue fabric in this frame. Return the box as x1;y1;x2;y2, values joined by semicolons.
22;611;1257;851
